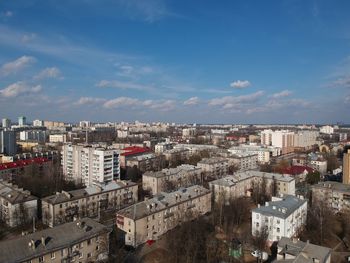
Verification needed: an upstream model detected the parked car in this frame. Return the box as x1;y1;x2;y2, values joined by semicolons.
251;250;268;260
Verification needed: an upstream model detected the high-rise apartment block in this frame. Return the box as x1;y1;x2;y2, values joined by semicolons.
18;116;26;127
343;149;350;184
1;118;11;128
0;129;17;156
61;144;120;186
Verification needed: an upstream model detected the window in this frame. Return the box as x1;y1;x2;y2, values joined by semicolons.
277;227;280;233
87;239;91;245
87;253;92;258
51;252;55;259
96;245;99;251
79;252;83;259
277;219;280;224
39;256;44;263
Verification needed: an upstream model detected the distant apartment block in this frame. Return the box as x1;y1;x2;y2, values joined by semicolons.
32;119;44;127
0;129;17;156
142;164;202;194
0;180;38;227
119;146;152;167
311;181;350;212
229;153;258;171
126;153;165;173
252;195;307;242
116;185;211;247
0;218;111;263
197;157;228;179
228;144;281;163
343;149;350;184
1;118;11;128
320;125;334;134
209;171;295;202
49;134;67;143
275;237;331;263
42;180;137;227
173;143;219;155
182;128;197;138
61;144;120;186
163;148;190;165
155;142;173;154
19;130;47;142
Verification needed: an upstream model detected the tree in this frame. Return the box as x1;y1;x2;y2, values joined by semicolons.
306;171;320;185
252;225;269;252
251;177;271;205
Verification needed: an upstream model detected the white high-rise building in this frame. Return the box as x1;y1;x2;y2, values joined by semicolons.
32;119;44;127
320;125;334;134
61;144;120;186
0;130;17;156
18;116;26;127
2;118;11;128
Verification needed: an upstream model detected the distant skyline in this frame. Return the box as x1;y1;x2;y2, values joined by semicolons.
1;1;350;124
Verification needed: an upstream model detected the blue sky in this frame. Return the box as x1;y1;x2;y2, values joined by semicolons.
0;0;350;124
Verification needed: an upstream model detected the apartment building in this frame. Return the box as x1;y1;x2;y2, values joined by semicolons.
155;142;173;154
42;180;137;227
0;218;111;263
275;237;331;263
116;185;211;247
311;181;350;212
229;153;258;171
0;129;17;156
261;130;318;154
343;149;350;184
142;164;202;194
182;128;196;138
209;171;295;202
252;195;307;242
126;153;165;173
19;130;47;142
119;146;152;167
197;157;228;179
0;180;38;227
320;125;334;134
173;144;219;155
49;134;67;143
228;144;281;163
261;130;295;154
163;148;190;165
61;144;120;186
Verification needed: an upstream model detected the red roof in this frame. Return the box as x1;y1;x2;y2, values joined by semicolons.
282;165;315;176
0;157;50;171
121;146;151;157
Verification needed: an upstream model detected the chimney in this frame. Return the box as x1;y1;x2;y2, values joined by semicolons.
265;202;269;206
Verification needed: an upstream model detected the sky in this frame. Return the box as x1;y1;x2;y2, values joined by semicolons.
0;0;350;124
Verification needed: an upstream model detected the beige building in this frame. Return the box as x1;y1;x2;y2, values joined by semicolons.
0;180;38;227
311;181;350;212
343;149;350;184
42;180;138;227
126;153;165;173
0;218;111;263
142;164;202;194
209;171;295;203
49;134;67;143
116;185;211;247
197;157;228;179
229;153;258;171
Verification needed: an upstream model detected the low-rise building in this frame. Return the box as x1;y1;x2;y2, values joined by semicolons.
163;148;189;166
275;237;331;263
311;181;350;212
49;134;67;143
116;185;211;247
197;157;228;179
142;164;202;194
228;144;281;163
173;144;219;155
42;180;138;227
0;180;38;227
0;218;111;263
126;153;165;173
252;195;307;242
209;171;295;202
229;153;258;171
155;142;173;154
310;159;327;175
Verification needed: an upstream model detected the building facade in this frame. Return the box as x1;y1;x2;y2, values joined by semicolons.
252;195;307;242
116;185;211;247
0;218;111;263
142;164;202;194
0;180;37;227
42;180;138;227
197;157;228;179
61;144;120;186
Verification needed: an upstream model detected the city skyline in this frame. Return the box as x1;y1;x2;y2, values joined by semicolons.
1;1;350;123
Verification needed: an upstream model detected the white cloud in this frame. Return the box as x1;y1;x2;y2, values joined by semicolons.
271;90;292;99
0;82;42;98
0;56;36;76
34;67;62;79
148;100;176;111
184;97;199;105
75;97;107;105
21;33;37;43
209;91;264;108
103;97;141;109
230;80;251;89
329;75;350;88
96;80;153;91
